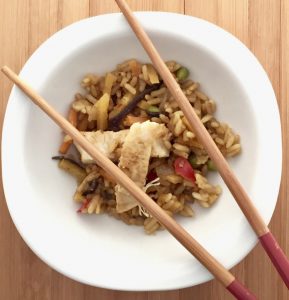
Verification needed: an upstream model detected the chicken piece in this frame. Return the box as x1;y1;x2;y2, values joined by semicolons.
151;124;170;157
75;130;128;163
75;121;170;164
115;121;169;213
115;145;152;212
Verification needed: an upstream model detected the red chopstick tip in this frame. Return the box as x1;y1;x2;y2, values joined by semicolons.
260;231;289;289
227;279;257;300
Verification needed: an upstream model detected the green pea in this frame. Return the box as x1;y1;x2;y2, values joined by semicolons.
147;105;160;117
176;67;189;81
207;159;217;171
189;154;198;169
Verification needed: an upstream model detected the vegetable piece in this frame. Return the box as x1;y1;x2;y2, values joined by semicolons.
176;67;189;81
59;135;73;154
88;103;98;121
147;64;160;84
103;72;117;95
108;82;162;131
87;120;96;130
207;159;217;171
82;179;98;196
52;155;83;168
188;153;199;168
174;157;196;183
77;199;90;213
68;108;78;127
58;158;87;183
123;115;148;127
89;93;110;130
74;171;99;199
129;59;141;76
146;105;160;117
77;114;88;131
96;93;110;130
59;140;72;154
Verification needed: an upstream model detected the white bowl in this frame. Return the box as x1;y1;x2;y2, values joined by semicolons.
2;12;282;291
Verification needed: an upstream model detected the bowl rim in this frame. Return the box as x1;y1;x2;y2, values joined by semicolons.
1;12;282;291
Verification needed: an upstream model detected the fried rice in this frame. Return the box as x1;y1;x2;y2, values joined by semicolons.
53;59;241;234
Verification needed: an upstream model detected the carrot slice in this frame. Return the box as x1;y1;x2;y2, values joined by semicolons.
59;136;73;154
123;115;148;127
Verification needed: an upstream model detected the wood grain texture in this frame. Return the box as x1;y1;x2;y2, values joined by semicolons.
0;0;287;299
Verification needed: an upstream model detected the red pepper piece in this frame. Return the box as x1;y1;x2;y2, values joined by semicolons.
77;199;90;213
174;157;196;183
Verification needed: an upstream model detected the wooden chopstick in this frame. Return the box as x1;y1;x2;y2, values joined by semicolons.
115;0;289;290
1;66;256;300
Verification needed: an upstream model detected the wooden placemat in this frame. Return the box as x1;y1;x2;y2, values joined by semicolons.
0;1;288;299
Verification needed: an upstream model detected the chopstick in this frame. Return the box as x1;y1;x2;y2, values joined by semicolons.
115;0;289;290
1;66;256;300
